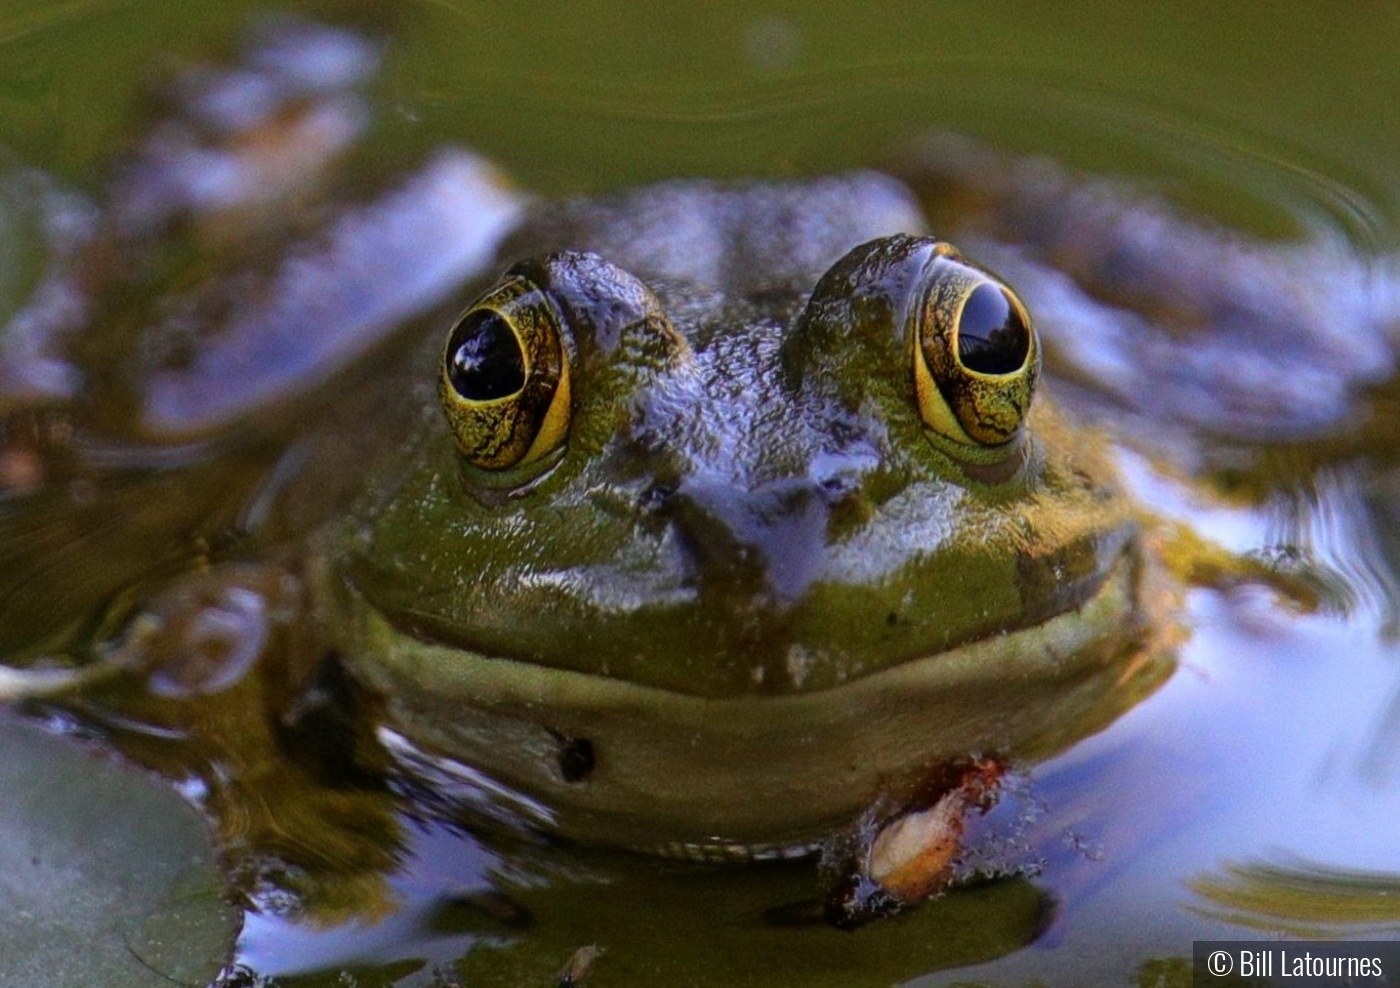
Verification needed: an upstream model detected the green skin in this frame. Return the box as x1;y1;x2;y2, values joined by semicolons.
0;158;1166;861
319;173;1166;856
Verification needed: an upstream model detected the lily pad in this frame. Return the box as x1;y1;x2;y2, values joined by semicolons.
0;713;239;987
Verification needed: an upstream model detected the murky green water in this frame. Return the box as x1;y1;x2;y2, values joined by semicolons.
2;2;1399;986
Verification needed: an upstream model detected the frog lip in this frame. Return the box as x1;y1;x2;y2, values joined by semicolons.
344;550;1172;853
352;538;1136;700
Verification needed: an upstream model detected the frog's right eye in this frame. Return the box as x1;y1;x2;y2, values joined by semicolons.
439;275;572;472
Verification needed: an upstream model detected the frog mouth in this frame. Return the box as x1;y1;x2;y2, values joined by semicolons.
364;539;1141;692
352;521;1138;700
338;548;1176;853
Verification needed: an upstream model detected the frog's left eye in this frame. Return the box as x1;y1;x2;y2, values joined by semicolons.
913;251;1038;453
440;275;571;471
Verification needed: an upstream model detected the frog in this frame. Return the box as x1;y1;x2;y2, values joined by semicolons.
289;165;1185;927
0;16;1383;943
318;162;1172;877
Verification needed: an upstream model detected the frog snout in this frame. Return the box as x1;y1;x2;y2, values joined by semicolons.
659;475;846;606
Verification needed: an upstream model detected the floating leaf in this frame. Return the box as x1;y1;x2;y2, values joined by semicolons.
0;714;239;987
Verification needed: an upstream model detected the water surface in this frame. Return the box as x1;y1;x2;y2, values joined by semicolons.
2;2;1399;986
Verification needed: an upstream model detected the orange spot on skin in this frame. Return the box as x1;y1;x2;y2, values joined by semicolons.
868;757;1005;904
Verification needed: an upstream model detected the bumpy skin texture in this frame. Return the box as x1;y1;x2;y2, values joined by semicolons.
322;172;1165;853
344;175;1135;695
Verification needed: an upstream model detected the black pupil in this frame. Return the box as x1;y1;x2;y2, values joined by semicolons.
956;284;1029;375
446;310;526;400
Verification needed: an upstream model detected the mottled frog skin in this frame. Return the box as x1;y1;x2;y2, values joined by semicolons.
325;173;1164;859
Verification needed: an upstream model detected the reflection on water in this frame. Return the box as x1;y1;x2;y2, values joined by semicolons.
1192;858;1400;938
907;132;1400;448
1264;466;1400;631
2;4;1400;987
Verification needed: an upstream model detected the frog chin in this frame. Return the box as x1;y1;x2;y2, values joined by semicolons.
336;548;1175;854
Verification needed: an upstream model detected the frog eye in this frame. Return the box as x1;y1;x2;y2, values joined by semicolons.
440;275;572;471
913;251;1038;452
